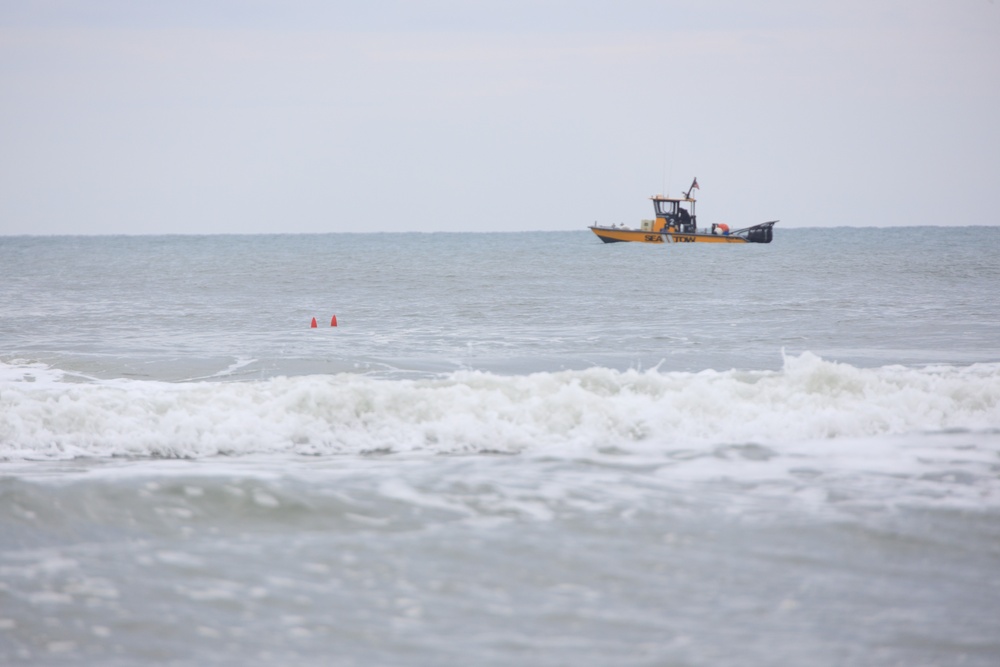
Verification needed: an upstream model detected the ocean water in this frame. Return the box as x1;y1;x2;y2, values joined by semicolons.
2;227;999;666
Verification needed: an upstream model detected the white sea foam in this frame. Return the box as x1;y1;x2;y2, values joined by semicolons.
1;353;998;461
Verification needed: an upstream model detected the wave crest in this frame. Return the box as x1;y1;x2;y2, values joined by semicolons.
2;353;999;460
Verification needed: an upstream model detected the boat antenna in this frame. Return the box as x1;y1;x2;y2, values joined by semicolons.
662;147;666;196
664;143;674;196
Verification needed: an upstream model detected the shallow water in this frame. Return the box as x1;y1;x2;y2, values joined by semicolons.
2;228;999;665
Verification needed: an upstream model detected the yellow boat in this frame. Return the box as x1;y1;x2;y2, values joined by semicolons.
589;178;777;244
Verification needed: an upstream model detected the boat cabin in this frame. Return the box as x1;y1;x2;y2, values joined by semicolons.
650;195;697;234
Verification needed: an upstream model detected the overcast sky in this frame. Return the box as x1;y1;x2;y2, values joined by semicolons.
1;1;998;234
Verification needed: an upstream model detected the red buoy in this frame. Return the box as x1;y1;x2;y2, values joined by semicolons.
330;315;338;327
310;317;317;328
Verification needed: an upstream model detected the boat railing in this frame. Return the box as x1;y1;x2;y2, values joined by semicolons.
728;220;779;236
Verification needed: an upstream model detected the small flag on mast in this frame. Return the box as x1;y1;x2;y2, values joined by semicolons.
684;177;700;199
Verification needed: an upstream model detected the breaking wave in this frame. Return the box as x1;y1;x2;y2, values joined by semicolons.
2;353;999;461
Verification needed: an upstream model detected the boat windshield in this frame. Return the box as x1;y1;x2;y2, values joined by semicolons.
655;200;677;216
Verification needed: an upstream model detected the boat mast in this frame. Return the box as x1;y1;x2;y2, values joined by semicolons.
683;177;699;200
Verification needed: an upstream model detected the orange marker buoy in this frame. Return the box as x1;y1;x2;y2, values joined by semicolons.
330;315;338;327
310;317;317;328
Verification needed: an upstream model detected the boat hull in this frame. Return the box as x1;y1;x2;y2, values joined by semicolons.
589;227;749;244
